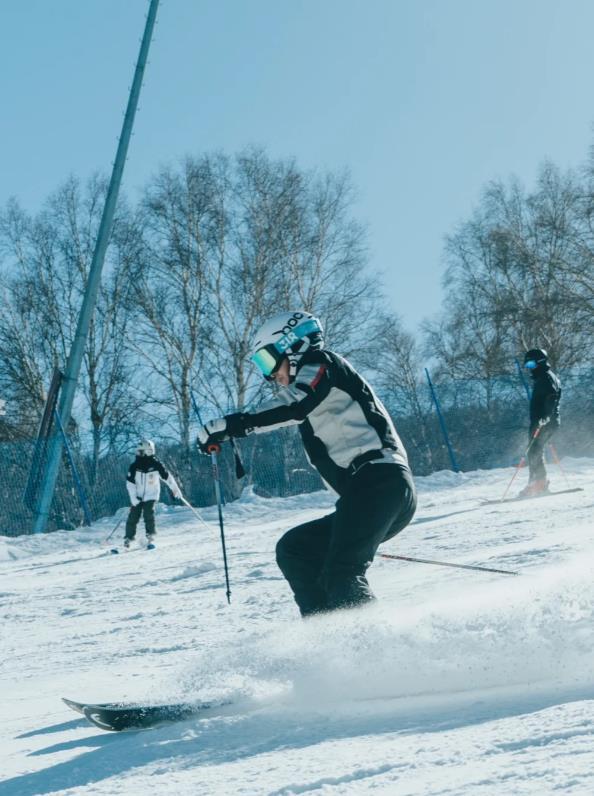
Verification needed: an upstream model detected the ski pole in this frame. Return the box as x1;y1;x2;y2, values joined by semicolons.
102;517;124;545
380;552;519;576
500;426;542;501
179;495;214;534
191;391;246;479
207;443;232;604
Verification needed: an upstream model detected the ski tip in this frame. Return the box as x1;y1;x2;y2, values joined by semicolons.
62;697;88;715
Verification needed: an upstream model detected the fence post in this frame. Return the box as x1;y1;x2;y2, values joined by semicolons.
23;368;62;514
54;409;92;527
425;368;460;473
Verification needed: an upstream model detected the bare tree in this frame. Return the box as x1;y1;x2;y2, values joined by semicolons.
547;152;594;346
432;162;591;376
199;148;377;413
0;178;143;478
419;161;594;470
131;158;214;452
358;311;436;470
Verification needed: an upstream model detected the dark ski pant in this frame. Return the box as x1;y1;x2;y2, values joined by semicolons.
125;500;156;539
276;463;416;616
527;424;557;482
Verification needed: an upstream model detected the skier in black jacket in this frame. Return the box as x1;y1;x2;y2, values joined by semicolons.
519;348;561;498
125;440;182;548
197;310;417;616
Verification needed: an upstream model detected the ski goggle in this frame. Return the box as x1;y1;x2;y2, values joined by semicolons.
251;319;322;378
251;345;283;378
524;360;538;370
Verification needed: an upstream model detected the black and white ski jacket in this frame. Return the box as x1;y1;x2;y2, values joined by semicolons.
227;349;409;495
126;456;180;505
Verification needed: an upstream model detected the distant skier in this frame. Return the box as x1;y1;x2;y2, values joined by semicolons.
197;310;417;616
124;440;182;548
519;348;561;498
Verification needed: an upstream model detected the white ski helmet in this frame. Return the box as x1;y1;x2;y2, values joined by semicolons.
251;310;324;380
137;439;156;456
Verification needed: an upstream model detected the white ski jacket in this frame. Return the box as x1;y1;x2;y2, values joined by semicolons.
126;456;180;505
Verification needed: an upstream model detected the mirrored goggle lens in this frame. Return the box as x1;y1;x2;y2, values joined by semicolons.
524;360;538;369
251;347;279;376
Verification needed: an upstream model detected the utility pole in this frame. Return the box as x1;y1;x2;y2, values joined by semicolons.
33;0;160;533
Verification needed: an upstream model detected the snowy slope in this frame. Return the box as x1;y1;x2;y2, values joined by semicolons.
1;459;594;796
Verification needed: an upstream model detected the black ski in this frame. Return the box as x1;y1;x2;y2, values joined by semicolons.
63;697;95;715
110;543;156;555
63;697;222;731
482;487;583;506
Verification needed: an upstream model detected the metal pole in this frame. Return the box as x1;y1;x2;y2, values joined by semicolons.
190;392;225;502
425;368;460;473
380;552;518;576
208;445;232;604
54;408;92;526
102;517;124;545
191;389;245;487
24;367;62;513
180;495;215;534
33;0;160;533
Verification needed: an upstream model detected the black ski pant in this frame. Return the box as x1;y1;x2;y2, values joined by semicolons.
125;500;156;539
276;463;416;616
527;424;557;482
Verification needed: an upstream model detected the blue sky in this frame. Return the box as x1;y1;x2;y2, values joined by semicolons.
2;0;594;331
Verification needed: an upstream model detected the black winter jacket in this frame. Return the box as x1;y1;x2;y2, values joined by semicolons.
529;365;561;433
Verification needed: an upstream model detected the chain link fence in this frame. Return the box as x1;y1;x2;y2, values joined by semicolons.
0;427;325;537
2;368;592;537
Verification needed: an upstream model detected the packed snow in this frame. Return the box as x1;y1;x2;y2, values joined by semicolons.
1;459;594;795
